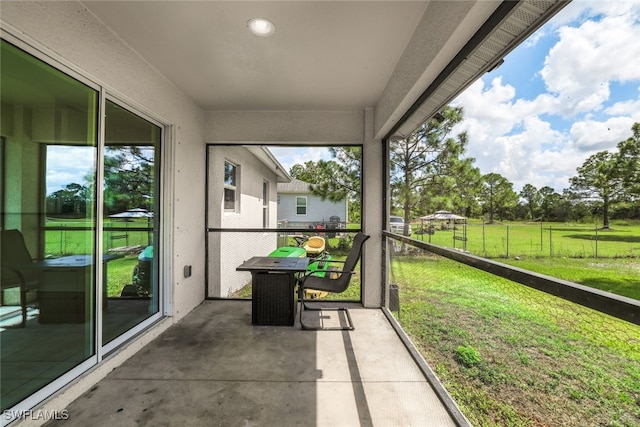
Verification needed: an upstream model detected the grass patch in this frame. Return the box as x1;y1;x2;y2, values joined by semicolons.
454;345;483;367
44;218;152;256
413;220;640;259
391;254;640;426
411;219;640;300
106;256;139;297
499;257;640;300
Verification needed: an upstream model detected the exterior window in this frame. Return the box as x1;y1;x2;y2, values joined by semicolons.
296;196;307;215
224;161;238;212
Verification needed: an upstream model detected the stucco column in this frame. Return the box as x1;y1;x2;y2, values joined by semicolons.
362;108;383;307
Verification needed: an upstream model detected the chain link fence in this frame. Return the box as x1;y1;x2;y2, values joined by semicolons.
44;221;152;256
415;222;640;258
386;236;640;426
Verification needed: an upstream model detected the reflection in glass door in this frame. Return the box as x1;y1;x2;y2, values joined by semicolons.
102;100;161;344
1;38;165;417
1;39;98;411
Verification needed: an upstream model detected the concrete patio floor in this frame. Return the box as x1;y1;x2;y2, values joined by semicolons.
44;300;462;426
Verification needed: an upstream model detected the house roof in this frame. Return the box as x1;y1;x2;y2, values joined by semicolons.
277;178;312;194
82;1;568;138
247;146;292;183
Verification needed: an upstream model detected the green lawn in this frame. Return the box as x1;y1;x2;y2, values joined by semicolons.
409;219;640;300
44;217;152;297
44;218;152;256
106;256;139;297
500;257;640;300
413;220;640;259
390;254;640;427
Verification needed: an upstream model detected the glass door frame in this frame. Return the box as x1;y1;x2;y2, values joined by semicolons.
1;28;172;418
99;93;169;356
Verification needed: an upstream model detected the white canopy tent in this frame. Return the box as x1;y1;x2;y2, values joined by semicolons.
419;211;468;250
420;210;467;235
420;210;466;221
108;208;153;218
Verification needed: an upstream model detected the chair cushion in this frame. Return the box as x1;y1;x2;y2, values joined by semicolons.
304;237;325;254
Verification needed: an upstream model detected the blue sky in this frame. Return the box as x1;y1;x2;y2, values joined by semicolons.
452;0;640;193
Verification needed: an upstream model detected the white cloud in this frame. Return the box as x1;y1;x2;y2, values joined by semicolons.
267;146;333;173
486;117;577;192
544;1;640;32
569;116;638;152
452;1;640;194
454;78;520;138
46;146;96;194
605;94;640;118
540;5;640;116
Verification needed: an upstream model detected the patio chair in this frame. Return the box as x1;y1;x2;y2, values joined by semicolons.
297;232;370;330
1;229;40;327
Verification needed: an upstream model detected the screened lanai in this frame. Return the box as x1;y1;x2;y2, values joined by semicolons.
5;1;623;426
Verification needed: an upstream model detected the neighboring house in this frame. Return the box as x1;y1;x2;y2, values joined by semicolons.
277;178;348;227
208;146;290;297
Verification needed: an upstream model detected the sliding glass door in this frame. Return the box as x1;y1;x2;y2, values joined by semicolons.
102;100;161;344
1;38;99;410
1;38;163;414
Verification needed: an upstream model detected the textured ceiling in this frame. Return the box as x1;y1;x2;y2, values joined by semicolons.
84;1;429;111
81;1;568;137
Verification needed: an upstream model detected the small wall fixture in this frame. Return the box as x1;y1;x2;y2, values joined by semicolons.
247;18;275;37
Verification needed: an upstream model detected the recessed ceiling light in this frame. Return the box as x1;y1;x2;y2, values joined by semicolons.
247;18;275;37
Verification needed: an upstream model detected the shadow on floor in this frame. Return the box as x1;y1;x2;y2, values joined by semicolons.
42;300;456;426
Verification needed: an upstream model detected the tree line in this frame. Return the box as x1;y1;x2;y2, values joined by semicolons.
290;106;640;230
46;146;155;217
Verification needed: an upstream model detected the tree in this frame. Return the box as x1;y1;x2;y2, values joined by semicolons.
538;186;560;221
569;151;626;229
289;146;362;222
480;173;518;223
519;184;540;221
449;163;483;217
389;106;477;235
46;183;89;215
616;122;640;197
103;146;155;214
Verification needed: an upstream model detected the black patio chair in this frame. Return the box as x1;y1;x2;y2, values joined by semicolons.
297;232;370;330
1;229;40;327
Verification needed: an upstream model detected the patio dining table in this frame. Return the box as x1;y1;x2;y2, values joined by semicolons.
236;256;309;326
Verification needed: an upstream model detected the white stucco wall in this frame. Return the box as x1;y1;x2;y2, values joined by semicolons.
206;145;279;297
362;108;383;307
206;111;365;143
